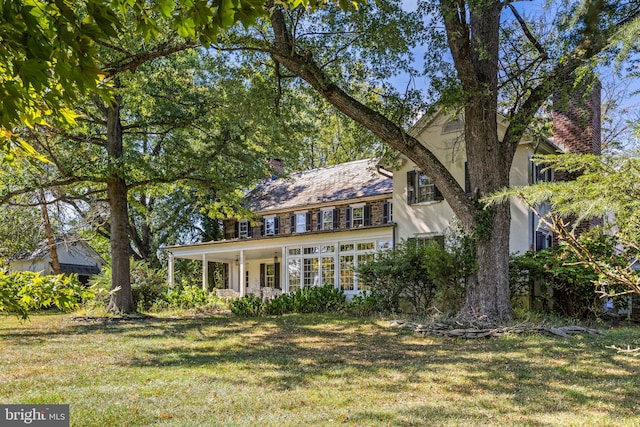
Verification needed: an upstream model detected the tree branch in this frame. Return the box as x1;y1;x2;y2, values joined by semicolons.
104;41;199;76
267;6;477;229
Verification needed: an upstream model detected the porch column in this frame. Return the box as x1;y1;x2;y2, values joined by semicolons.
239;250;246;297
202;253;208;291
281;247;286;292
167;252;174;290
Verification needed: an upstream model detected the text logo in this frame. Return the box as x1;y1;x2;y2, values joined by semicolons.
1;405;69;427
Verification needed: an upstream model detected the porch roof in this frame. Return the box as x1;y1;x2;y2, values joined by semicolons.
165;224;394;262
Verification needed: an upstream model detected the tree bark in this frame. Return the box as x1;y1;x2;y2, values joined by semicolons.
105;81;135;314
39;189;61;275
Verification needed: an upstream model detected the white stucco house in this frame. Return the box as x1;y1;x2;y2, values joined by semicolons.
10;236;106;284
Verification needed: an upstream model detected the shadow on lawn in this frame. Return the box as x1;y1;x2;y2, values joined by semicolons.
109;314;640;419
2;313;639;422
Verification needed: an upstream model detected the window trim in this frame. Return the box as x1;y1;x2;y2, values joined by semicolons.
407;170;443;205
352;206;365;227
238;219;249;238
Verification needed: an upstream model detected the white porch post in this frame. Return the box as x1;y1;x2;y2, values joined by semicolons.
167;252;174;290
281;247;286;292
202;253;208;291
239;250;246;297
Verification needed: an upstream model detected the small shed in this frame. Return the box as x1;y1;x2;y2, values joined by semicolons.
9;237;106;284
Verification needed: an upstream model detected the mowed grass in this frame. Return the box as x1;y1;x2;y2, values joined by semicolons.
0;313;639;426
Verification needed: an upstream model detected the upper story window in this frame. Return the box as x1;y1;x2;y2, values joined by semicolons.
382;201;392;224
290;212;312;233
317;208;339;231
345;204;371;228
263;216;280;236
407;170;443;204
322;209;334;230
239;220;249;238
296;213;306;233
352;206;365;227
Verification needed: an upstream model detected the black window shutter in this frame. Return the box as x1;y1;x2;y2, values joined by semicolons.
317;211;322;230
274;263;281;289
364;205;371;226
434;185;444;201
260;219;265;236
306;212;312;232
260;263;265;287
464;162;471;195
274;217;280;235
290;214;295;233
333;208;340;229
407;171;416;204
247;222;253;237
345;207;352;228
234;221;239;238
382;202;389;224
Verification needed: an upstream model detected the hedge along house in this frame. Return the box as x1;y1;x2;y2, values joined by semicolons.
165;159;395;297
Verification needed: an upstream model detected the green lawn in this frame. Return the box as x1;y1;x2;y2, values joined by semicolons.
1;313;639;426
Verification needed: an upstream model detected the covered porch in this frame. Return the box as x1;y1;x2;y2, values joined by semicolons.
165;226;394;298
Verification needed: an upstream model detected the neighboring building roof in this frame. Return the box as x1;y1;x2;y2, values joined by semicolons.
11;235;106;265
244;159;392;213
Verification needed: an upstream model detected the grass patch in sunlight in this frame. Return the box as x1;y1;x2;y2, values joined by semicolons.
1;313;639;426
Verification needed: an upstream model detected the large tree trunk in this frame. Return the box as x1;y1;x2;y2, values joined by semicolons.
462;203;513;322
105;84;135;314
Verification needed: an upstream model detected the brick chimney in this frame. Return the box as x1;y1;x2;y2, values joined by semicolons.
552;76;601;155
268;158;284;177
551;75;602;233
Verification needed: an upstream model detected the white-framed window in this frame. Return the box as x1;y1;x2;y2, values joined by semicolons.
351;206;364;227
339;255;355;291
288;258;301;293
382;200;393;224
264;216;278;236
322;209;334;230
407;170;443;204
239;220;249;238
303;258;319;287
265;264;276;288
296;212;307;233
321;257;334;286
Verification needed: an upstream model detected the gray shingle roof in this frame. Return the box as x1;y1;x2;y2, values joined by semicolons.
245;159;392;213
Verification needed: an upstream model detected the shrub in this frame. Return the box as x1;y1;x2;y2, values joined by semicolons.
0;270;93;319
232;285;347;317
509;235;626;319
130;261;168;311
348;291;378;317
357;238;473;315
167;285;209;309
291;285;347;313
230;294;265;317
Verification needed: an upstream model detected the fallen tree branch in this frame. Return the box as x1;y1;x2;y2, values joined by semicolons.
389;320;604;339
